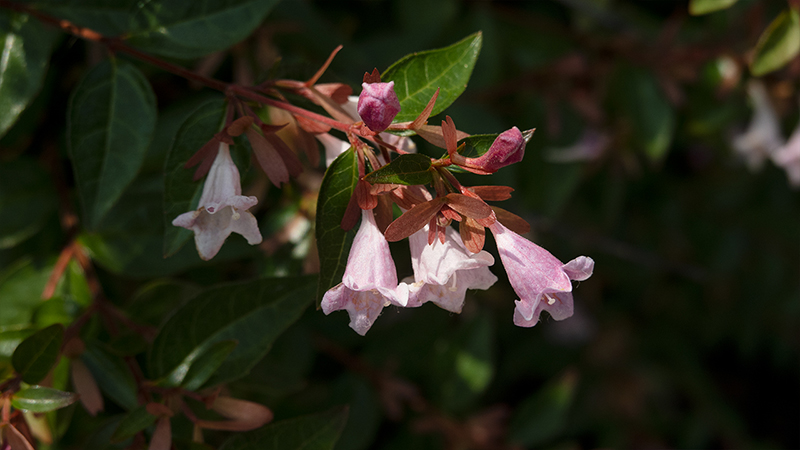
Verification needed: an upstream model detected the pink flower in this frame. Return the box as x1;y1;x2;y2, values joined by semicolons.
172;143;262;260
489;221;593;327
357;81;401;132
315;132;351;167
772;120;800;188
321;209;409;335
449;126;529;175
404;225;497;313
732;80;784;171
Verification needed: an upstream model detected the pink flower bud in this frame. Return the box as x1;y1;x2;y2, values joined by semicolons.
465;127;527;174
357;81;401;132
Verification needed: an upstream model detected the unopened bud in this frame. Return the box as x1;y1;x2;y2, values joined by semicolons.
466;127;527;173
357;81;401;132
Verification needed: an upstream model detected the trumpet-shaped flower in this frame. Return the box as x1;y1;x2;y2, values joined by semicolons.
489;221;593;327
321;209;408;335
173;143;262;260
732;80;784;170
405;225;497;313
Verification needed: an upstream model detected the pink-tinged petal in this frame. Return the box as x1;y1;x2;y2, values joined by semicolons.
321;284;391;336
198;143;241;211
316;133;351;167
513;291;574;327
772;121;800;187
343;210;398;291
409;226;494;286
562;256;594;281
732;80;784;171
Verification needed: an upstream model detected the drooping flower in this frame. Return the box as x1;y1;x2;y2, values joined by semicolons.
173;142;262;260
732;80;784;170
772;119;800;187
321;209;409;335
489;221;593;328
357;81;401;132
404;225;497;313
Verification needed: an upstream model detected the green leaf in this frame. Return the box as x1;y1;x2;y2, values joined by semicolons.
126;0;281;58
219;406;349;450
172;339;238;391
613;66;675;161
0;329;34;360
0;259;54;328
110;404;157;444
148;276;315;386
383;32;482;122
163;97;227;257
67;58;157;229
751;9;800;76
688;0;738;15
11;386;78;413
315;149;358;305
82;343;138;410
27;0;142;36
12;324;63;384
509;371;578;447
458;133;499;158
364;154;433;185
0;11;57;138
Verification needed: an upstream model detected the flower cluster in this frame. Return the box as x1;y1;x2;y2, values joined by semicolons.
172;58;594;335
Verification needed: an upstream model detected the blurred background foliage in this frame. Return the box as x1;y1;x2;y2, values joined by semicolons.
0;0;798;449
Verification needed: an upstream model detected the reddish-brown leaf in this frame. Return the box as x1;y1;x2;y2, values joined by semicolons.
460;217;485;253
468;185;514;201
384;198;446;241
247;129;289;186
493;206;531;234
410;88;440;129
445;193;492;219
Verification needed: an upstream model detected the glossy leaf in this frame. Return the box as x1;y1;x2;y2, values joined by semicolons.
688;0;738;15
0;259;53;328
110;405;157;444
315;149;358;304
219;406;349;450
364;153;433;185
67;58;157;229
11;386;78;413
0;11;57;138
163;97;227;257
126;0;281;58
751;9;800;76
509;371;578;447
26;0;141;36
148;276;315;386
166;339;237;390
382;32;482;122
82;343;138;410
12;324;63;384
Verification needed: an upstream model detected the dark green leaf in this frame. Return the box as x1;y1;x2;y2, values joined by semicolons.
126;0;281;58
219;406;349;450
163;97;227;257
67;58;157;229
0;329;34;360
315;149;358;305
751;9;800;76
27;0;141;36
0;259;53;328
12;324;63;384
689;0;738;15
383;32;482;122
82;343;138;410
175;339;238;391
11;386;78;413
0;11;57;138
110;404;157;444
148;276;315;386
613;66;675;161
509;371;578;447
365;153;433;185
